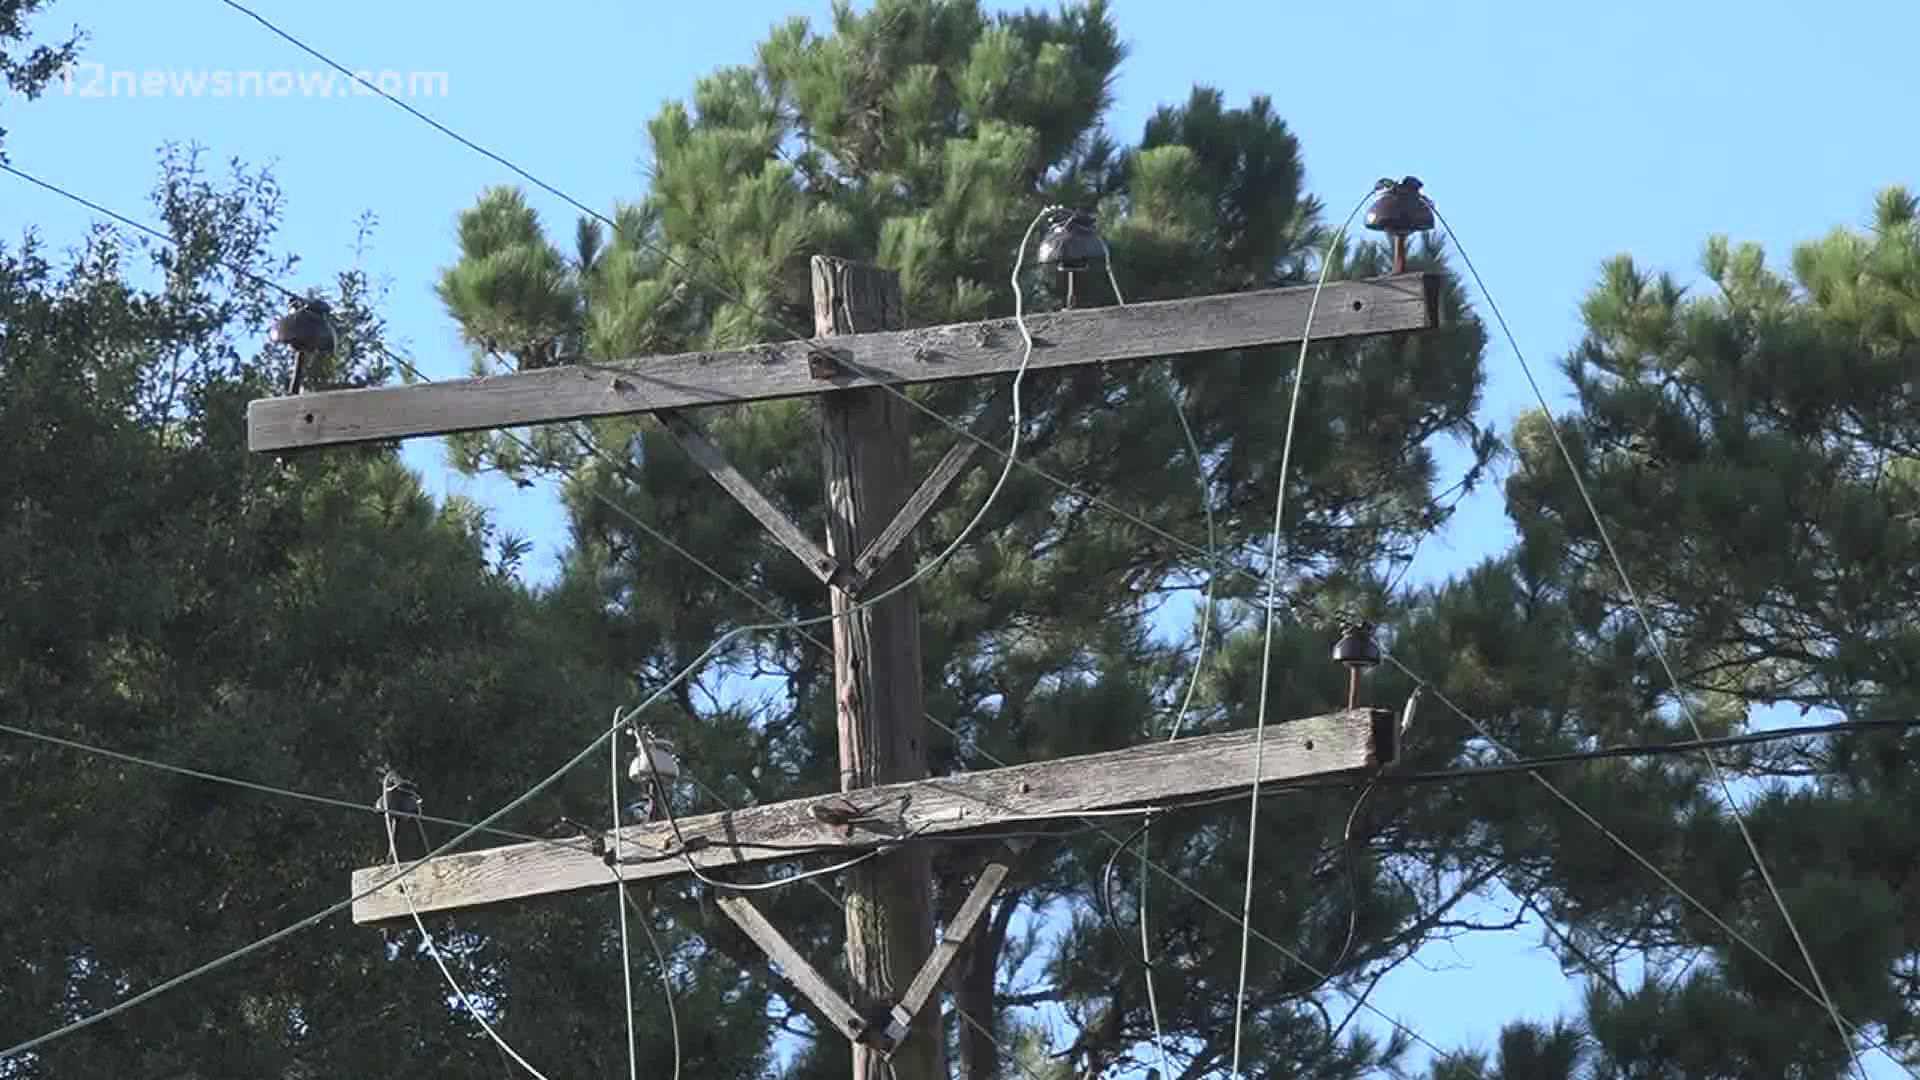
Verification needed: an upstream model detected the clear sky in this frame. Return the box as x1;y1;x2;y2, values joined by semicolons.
4;0;1916;1073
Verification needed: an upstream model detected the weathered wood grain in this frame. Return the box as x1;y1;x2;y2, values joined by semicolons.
814;256;942;1080
714;892;868;1043
885;851;1018;1047
348;709;1387;924
250;274;1439;452
851;387;1012;590
656;407;836;583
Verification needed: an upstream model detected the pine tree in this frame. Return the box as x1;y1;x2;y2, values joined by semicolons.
1419;187;1920;1076
437;3;1502;1076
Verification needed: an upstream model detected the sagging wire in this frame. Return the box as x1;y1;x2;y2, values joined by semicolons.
0;720;597;853
1424;198;1866;1079
379;771;555;1080
1095;238;1192;1075
1;610;760;1062
1294;784;1375;1058
622;889;683;1080
1228;185;1379;1080
1095;813;1175;1079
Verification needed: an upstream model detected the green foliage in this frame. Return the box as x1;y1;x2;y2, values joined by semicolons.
1441;186;1920;1076
0;148;769;1077
0;0;81;159
434;3;1495;1077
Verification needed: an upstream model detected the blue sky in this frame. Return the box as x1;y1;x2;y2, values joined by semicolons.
4;0;1917;1074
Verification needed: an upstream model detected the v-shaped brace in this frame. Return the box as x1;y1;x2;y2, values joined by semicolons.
709;843;1023;1054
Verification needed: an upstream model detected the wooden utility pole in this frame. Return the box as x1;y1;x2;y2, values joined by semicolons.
251;263;1441;1077
812;256;942;1080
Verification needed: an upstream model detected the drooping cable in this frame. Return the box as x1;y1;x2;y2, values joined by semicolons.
1095;813;1175;1076
1132;819;1173;1074
1229;188;1376;1079
1380;658;1914;1077
620;888;682;1080
1094;244;1190;1073
0;720;591;851
2;625;736;1061
611;720;640;1080
380;776;555;1080
1426;201;1865;1078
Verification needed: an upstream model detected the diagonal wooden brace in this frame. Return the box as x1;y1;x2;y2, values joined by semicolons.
849;386;1014;592
711;845;1022;1056
712;891;870;1044
655;408;838;584
876;842;1025;1052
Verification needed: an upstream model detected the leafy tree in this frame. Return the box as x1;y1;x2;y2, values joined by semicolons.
0;146;771;1077
436;2;1505;1077
0;0;80;159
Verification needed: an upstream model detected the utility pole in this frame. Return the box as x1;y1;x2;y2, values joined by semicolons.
813;256;942;1080
253;262;1440;1078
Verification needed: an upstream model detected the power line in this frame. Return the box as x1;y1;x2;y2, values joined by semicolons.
1429;204;1867;1078
1384;657;1912;1077
1231;187;1374;1079
0;720;591;852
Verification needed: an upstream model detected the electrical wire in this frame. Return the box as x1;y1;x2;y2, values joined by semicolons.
382;787;555;1080
1426;201;1866;1079
0;720;595;852
1133;821;1174;1076
1382;656;1913;1078
1098;232;1208;1078
0;636;721;1060
611;720;640;1080
1229;186;1376;1079
620;888;682;1080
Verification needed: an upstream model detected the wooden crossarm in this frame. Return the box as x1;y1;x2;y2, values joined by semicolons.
249;274;1439;452
347;708;1392;925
